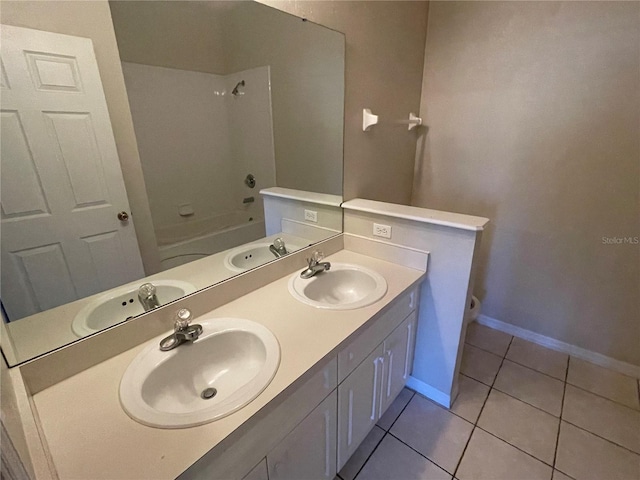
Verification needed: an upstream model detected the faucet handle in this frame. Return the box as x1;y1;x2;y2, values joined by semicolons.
306;250;323;267
138;282;156;298
174;308;192;330
273;237;286;251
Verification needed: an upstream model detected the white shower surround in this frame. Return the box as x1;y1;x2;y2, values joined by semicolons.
121;62;276;248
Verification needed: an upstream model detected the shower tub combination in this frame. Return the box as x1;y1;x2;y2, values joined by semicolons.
158;218;266;271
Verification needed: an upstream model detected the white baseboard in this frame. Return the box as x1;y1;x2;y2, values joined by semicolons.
476;314;640;379
407;376;452;408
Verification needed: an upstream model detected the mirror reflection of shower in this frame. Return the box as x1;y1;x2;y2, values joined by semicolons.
121;64;276;271
231;79;245;96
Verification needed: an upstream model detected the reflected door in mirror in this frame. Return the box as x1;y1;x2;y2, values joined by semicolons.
1;25;144;320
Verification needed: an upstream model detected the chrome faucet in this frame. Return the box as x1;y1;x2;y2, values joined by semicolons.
300;251;331;279
269;237;288;258
138;283;160;311
159;308;203;351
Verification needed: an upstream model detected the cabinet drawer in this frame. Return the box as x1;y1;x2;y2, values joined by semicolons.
338;287;417;383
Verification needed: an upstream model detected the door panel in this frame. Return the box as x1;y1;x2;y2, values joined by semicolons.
337;343;384;470
380;312;417;416
0;25;144;319
268;391;337;480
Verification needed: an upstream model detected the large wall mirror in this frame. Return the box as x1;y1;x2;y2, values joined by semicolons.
0;0;345;365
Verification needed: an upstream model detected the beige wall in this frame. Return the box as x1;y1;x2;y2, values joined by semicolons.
1;0;161;275
413;2;640;365
109;1;229;74
227;2;344;196
261;1;429;204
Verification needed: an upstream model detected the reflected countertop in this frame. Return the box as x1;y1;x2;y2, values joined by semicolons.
5;232;314;364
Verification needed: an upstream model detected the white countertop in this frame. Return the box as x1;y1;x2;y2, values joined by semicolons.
342;198;490;231
31;249;424;480
260;187;343;207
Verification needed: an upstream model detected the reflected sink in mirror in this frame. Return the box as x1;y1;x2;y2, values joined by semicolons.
120;317;280;428
71;280;197;338
224;242;304;273
288;263;388;310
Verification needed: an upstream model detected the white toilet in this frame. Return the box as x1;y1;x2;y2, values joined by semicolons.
465;295;481;326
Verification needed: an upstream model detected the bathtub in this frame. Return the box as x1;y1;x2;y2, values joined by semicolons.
158;219;266;270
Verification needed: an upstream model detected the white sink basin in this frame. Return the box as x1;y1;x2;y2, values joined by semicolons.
120;317;280;428
71;280;197;337
288;263;388;310
224;242;302;273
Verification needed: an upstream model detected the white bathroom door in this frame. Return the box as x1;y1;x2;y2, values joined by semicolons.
0;25;144;319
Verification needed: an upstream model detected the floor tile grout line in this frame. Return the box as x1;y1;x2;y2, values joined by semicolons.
555;469;578;480
473;424;555;468
385;431;453;477
560;419;640;457
350;391;415;480
474;323;640;383
383;390;415;434
465;340;510;359
486;384;561;418
474;323;640;384
465;342;568;387
460;373;640;459
452;335;514;479
350;429;386;480
501;357;566;383
462;366;562;421
412;387;481;425
502;357;566;382
463;341;504;360
565;380;640;412
470;334;640;396
467;330;638;412
552;355;569;470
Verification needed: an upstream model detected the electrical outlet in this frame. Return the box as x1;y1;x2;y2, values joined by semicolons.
373;223;392;239
304;209;318;223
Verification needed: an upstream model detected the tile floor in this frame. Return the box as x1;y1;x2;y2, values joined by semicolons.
337;323;640;480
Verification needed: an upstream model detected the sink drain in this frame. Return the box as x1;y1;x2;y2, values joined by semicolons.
201;387;217;400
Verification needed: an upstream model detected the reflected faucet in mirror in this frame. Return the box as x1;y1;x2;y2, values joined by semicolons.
269;238;289;258
138;283;160;312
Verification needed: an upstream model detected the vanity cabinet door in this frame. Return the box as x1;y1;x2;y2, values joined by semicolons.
267;390;337;480
242;459;268;480
380;312;417;416
337;343;385;470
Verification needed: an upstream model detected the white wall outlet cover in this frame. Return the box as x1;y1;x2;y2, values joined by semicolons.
304;209;318;223
373;223;392;239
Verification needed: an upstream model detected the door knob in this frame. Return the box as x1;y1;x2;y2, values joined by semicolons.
244;173;256;188
117;211;129;221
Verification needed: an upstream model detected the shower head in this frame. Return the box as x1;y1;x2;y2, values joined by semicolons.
231;80;245;96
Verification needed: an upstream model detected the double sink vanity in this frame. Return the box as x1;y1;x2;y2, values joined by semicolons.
4;198;489;480
30;245;425;479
